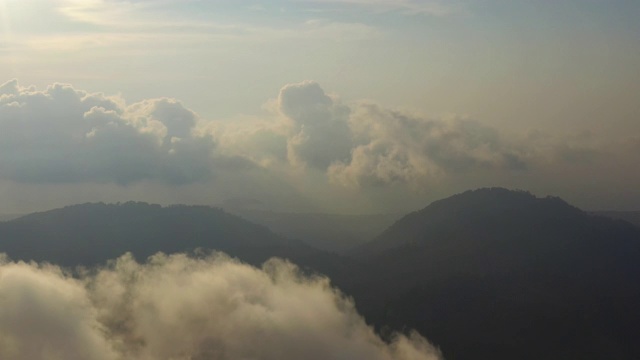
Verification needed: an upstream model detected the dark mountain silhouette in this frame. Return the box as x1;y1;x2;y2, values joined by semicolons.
1;190;639;360
0;202;352;281
592;210;640;228
348;188;640;360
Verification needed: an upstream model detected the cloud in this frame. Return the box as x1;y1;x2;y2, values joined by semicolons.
2;78;638;213
0;79;19;96
0;80;214;185
207;81;354;171
278;81;353;169
0;255;117;360
214;81;528;189
208;80;640;213
0;252;442;360
215;81;640;202
205;115;289;168
329;104;527;188
523;129;605;165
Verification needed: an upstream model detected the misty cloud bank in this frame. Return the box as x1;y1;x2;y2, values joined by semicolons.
0;79;214;185
1;78;638;212
212;80;637;191
0;78;614;189
213;81;527;188
0;252;441;360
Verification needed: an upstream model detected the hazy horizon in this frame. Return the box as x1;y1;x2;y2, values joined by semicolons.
1;0;638;214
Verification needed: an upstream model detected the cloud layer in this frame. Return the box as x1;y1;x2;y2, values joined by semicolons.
328;104;527;188
0;79;213;185
0;78;628;190
215;80;528;188
1;78;639;212
0;252;441;360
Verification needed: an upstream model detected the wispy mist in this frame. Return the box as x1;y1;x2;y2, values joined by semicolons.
0;252;441;360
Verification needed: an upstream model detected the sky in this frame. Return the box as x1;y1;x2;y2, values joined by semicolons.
0;0;639;214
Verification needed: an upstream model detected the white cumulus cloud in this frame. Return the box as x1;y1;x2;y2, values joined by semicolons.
0;252;442;360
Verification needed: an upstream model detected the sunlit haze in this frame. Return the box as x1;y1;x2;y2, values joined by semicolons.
0;0;638;214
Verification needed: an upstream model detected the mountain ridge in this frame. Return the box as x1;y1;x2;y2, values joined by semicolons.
352;187;586;257
0;201;352;277
1;189;639;359
347;187;640;360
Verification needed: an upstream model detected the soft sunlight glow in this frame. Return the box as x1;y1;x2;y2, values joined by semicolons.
0;0;12;38
58;0;116;25
0;0;16;77
58;0;148;27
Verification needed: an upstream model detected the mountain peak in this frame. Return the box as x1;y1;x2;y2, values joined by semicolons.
422;187;576;214
353;188;587;257
349;188;640;360
0;202;305;267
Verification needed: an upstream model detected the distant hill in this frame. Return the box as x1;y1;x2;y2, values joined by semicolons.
1;192;639;360
0;202;352;281
591;210;640;228
227;209;401;253
349;188;640;360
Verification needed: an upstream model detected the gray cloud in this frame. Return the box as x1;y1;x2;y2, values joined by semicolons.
0;79;20;96
200;113;289;169
6;78;613;195
214;81;640;199
278;81;353;170
207;81;354;171
329;104;527;188
213;81;527;188
0;80;214;185
0;252;441;360
2;79;638;213
523;129;605;165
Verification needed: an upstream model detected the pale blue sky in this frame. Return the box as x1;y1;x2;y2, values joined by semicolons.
2;0;637;126
0;0;638;213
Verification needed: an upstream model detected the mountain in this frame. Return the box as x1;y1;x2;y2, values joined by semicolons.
349;188;640;360
0;202;352;281
227;209;402;253
592;210;640;228
1;192;639;360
